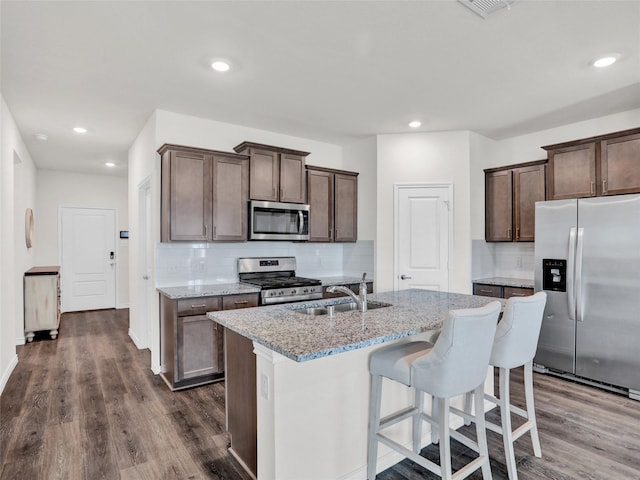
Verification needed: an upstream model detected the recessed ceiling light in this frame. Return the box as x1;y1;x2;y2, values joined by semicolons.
35;133;48;141
211;60;231;72
105;162;116;167
408;120;422;128
73;126;87;134
592;55;618;68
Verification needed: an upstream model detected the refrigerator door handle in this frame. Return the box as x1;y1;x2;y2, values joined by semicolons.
575;227;585;322
567;227;577;321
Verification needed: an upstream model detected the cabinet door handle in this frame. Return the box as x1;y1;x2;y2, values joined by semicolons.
511;293;526;297
602;180;607;193
204;225;207;237
401;275;412;280
191;304;207;308
478;288;493;294
234;300;249;305
590;181;595;195
507;228;512;238
516;227;520;240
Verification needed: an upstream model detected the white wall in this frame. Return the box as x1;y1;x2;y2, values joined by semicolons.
1;96;38;394
376;131;472;294
127;112;158;355
35;170;130;308
13;148;37;344
342;136;377;242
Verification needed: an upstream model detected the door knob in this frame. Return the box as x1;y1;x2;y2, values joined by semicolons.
401;275;412;280
142;275;149;280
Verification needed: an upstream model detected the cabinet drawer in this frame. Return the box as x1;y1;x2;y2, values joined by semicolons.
223;293;259;310
177;296;221;316
473;284;503;298
504;287;534;298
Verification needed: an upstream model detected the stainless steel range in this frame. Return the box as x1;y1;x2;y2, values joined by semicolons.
238;257;322;305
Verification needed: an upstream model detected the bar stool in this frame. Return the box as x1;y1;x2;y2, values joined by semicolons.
367;301;502;480
455;292;547;480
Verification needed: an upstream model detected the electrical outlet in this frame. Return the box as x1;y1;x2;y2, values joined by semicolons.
516;256;523;268
260;373;269;400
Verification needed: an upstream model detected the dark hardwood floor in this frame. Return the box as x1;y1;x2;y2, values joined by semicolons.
2;309;640;479
0;309;252;480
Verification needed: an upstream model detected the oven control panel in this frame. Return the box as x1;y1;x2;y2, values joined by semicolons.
261;285;323;304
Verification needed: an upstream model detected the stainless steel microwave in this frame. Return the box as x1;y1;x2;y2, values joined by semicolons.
249;200;310;241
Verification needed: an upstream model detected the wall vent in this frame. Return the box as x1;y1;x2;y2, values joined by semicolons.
458;0;520;19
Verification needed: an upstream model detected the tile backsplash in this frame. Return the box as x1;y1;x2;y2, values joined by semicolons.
472;240;534;280
156;240;375;287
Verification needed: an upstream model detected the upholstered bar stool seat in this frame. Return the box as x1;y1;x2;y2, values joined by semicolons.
454;292;547;480
367;301;502;480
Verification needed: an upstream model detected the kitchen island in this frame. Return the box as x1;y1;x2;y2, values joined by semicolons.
209;289;502;480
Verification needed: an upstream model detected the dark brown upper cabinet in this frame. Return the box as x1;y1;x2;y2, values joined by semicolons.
234;142;309;204
159;144;249;242
546;143;596;199
485;160;546;242
307;166;358;242
600;130;640;196
543;127;640;200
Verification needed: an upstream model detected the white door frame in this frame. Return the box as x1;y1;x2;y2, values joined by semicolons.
58;205;118;312
393;183;454;292
136;176;153;350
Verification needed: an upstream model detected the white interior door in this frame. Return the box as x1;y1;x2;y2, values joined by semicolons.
394;184;452;291
61;207;116;312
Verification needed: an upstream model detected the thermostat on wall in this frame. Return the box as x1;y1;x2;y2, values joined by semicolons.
119;231;129;239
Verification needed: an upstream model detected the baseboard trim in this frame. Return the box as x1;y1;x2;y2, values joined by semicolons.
0;354;19;396
117;303;130;310
16;336;26;346
128;328;145;350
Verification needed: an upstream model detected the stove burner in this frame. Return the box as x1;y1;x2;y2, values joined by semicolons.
238;257;323;305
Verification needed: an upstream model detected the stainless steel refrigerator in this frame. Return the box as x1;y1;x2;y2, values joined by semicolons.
534;194;640;400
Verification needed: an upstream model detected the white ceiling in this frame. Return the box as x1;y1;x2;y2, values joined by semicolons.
2;1;639;178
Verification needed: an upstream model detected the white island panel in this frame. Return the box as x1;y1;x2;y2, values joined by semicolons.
254;335;494;480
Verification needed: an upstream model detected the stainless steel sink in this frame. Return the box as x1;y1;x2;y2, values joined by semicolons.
294;301;392;316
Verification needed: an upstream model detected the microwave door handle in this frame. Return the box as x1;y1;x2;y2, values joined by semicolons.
298;211;304;234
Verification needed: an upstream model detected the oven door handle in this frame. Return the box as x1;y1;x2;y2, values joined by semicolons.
298;210;304;234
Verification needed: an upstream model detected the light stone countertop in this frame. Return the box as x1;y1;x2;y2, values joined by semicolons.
157;283;260;299
208;288;504;362
472;277;534;289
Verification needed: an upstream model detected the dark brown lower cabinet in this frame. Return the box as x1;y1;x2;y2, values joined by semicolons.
473;283;533;299
225;328;257;477
160;292;258;391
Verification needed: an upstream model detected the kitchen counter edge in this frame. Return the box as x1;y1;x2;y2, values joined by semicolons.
209;289;503;363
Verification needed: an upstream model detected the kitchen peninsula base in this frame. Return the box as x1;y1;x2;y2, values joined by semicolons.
250;339;493;480
211;289;502;480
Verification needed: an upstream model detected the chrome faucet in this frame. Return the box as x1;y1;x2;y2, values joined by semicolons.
327;273;368;312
